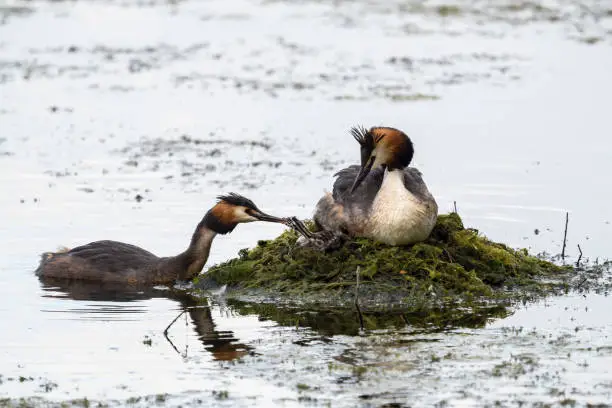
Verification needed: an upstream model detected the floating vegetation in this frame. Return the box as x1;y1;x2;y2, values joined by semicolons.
195;213;571;308
436;5;462;17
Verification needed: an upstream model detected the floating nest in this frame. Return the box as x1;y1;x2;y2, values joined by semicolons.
194;213;571;307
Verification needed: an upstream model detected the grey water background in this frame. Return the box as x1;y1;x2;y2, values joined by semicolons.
1;0;611;406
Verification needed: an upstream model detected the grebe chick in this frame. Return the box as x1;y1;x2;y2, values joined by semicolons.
292;126;437;248
286;218;346;252
35;193;288;284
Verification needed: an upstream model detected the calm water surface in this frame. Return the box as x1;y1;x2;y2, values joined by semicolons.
1;0;611;406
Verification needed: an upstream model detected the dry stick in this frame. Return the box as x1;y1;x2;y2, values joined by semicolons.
184;309;190;358
453;201;457;214
576;244;583;267
355;266;364;332
443;248;454;263
164;309;187;337
163;306;210;357
163;305;210;336
164;333;182;356
561;212;569;260
575;277;588;290
163;309;187;356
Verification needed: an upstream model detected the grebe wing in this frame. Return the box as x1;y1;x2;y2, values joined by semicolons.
332;165;384;203
402;167;435;201
66;240;159;273
332;165;360;200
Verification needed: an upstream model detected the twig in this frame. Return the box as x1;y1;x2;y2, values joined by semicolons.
561;212;569;260
162;305;210;358
453;201;457;214
164;331;183;356
576;244;583;267
575;277;588;290
164;309;187;337
443;248;454;263
354;266;364;332
163;309;187;356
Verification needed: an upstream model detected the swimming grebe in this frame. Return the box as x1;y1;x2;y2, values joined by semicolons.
290;126;437;247
35;193;288;284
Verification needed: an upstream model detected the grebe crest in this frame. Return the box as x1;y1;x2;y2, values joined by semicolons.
349;126;414;193
205;193;285;234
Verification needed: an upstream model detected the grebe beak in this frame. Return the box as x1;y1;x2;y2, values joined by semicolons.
350;156;375;193
252;211;288;224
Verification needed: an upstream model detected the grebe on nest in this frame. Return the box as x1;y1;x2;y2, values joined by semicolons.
36;193;288;284
289;126;437;249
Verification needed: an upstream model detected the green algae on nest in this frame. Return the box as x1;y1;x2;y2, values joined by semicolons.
196;213;568;306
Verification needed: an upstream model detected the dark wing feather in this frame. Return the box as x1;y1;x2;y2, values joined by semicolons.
66;240;159;273
332;165;361;200
332;165;385;207
402;167;434;202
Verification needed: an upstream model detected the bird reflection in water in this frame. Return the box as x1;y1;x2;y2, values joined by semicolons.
37;277;252;361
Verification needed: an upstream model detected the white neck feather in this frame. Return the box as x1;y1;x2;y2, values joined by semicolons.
365;168;437;245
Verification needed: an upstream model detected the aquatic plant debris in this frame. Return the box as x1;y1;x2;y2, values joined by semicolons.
195;213;573;307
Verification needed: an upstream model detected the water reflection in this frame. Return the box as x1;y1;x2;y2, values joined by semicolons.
37;277;513;362
229;300;512;336
37;277;252;361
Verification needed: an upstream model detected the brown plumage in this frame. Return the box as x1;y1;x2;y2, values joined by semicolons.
35;193;288;284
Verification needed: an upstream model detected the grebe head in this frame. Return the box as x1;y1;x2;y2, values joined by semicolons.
204;193;286;234
349;126;414;193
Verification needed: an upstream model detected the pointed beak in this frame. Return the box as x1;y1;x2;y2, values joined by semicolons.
252;211;288;224
350;156;375;193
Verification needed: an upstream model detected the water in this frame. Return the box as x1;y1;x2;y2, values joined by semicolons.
1;0;611;406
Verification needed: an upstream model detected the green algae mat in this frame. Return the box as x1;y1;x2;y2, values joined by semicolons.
194;213;575;308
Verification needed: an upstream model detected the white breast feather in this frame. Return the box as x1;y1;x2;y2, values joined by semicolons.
365;170;437;245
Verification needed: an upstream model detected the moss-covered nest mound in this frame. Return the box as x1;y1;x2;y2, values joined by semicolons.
195;213;570;307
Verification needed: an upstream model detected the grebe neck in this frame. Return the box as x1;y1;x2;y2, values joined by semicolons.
168;225;217;281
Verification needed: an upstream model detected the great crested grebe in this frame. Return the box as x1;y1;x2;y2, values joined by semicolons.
289;126;437;247
36;193;288;284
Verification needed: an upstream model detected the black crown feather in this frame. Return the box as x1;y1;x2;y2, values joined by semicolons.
350;126;371;146
216;193;260;211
